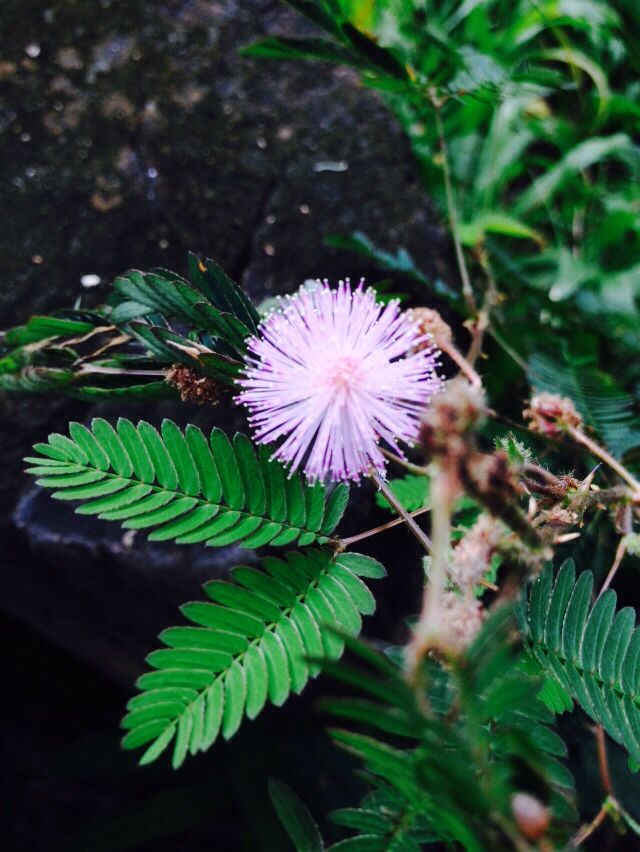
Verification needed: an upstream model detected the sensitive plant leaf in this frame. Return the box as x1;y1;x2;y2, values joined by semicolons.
525;562;640;763
122;548;385;766
26;420;347;549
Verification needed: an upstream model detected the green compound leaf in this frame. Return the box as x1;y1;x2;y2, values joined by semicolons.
26;420;349;549
121;548;385;767
525;560;640;763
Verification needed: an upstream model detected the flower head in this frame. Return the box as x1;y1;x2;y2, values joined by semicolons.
236;279;442;481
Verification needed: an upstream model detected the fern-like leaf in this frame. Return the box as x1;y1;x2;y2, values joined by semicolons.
524;560;640;762
121;548;386;767
26;419;349;549
529;351;640;458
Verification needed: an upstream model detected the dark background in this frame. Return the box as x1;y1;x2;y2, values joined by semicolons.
0;1;448;848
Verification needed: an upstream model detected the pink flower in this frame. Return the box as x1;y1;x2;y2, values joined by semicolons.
236;279;442;482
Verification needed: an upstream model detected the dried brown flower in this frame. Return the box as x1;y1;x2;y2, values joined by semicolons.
166;364;225;405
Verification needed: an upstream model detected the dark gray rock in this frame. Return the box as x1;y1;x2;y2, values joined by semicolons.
1;0;446;682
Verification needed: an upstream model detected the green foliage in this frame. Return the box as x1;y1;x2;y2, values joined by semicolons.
269;779;324;852
528;348;640;459
248;0;640;452
121;548;386;767
110;254;259;384
374;474;429;513
1;254;258;398
26;420;349;549
523;560;640;763
316;612;574;850
494;433;534;467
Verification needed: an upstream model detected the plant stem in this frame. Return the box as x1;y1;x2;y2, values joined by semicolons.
570;806;609;848
597;537;628;601
77;365;167;377
380;448;428;476
439;338;482;387
433;104;476;315
568;425;640;493
595;725;614;796
571;796;619;848
370;470;432;553
340;506;431;548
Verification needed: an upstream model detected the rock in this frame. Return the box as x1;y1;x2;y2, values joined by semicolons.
1;0;446;682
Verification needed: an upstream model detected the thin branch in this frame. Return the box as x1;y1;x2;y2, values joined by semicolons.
570;804;609;848
571;796;620;848
370;469;432;553
380;448;428;476
406;471;453;676
439;338;482;387
433;104;476;315
340;506;431;548
568;425;640;494
595;725;614;796
487;326;528;371
597;536;628;601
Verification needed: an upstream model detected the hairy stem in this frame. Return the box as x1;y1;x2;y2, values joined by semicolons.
370;470;432;553
571;796;619;848
595;725;614;796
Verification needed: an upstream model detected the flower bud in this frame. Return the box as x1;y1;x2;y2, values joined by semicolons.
511;792;550;841
523;393;583;437
420;380;485;458
410;307;453;347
